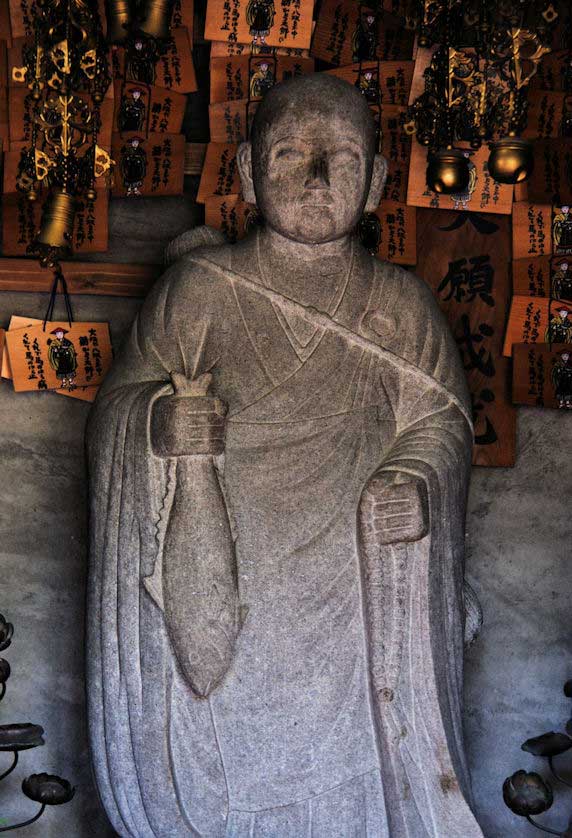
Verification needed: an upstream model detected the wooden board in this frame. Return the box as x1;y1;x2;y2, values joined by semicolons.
209;98;257;143
416;208;516;467
205;0;315;51
504;296;572;356
406;141;514;215
204;193;256;240
197;142;241;203
513;342;572;409
210;54;314;103
209;39;310;58
513;255;572;303
111;132;185;196
311;0;414;66
0;259;156;296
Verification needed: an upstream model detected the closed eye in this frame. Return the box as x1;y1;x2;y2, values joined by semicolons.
274;148;305;162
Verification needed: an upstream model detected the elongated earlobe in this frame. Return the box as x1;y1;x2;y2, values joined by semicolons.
237;142;256;204
365;154;388;213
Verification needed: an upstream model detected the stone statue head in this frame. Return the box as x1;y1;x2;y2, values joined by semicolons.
237;74;388;245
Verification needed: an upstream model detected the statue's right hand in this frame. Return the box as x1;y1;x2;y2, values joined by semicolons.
151;372;227;458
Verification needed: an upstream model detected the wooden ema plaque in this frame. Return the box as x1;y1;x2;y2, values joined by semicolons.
513;255;572;303
205;194;256;241
111;28;197;94
111;132;185;197
513;203;572;260
171;0;194;37
326;61;414;106
523;91;571;139
2;316;99;401
5;320;112;392
209;40;310;58
407;142;514;215
530;49;572;91
370;200;415;265
513;342;572;409
526;140;572;206
379;106;411;203
205;0;314;52
197;142;241;203
210;54;314;103
113;81;186;136
416;208;516;467
209;99;258;143
311;0;414;66
501;295;572;356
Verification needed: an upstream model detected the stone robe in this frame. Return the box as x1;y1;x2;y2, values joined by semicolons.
87;232;481;837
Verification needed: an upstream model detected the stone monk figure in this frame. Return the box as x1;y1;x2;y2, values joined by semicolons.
87;74;483;837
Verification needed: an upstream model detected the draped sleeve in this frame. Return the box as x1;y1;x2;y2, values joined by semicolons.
86;250;233;838
357;262;481;837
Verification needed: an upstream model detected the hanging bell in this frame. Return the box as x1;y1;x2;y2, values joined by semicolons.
139;0;173;40
426;148;470;195
106;0;132;43
487;136;534;184
36;191;76;250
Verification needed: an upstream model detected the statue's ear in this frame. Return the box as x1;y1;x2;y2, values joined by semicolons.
237;141;256;204
364;154;388;213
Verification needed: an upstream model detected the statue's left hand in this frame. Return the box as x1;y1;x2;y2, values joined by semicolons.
359;470;429;545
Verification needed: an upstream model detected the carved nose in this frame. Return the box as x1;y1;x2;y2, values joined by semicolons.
305;154;330;188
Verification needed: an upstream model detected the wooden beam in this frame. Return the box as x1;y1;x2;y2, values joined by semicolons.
0;259;159;298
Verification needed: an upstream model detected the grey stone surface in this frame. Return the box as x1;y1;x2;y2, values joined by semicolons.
87;75;480;836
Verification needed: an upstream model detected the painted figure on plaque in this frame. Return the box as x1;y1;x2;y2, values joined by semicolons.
545;306;572;343
553;205;572;254
552;260;572;301
552;349;572;408
118;87;147;133
352;12;378;62
246;0;275;46
120;137;147;196
87;74;482;837
249;60;275;99
47;328;77;389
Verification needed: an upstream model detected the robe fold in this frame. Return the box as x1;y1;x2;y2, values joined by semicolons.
87;231;482;837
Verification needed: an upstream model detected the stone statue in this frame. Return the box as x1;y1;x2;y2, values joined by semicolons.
87;74;483;837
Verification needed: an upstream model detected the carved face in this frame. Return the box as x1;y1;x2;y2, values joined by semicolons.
252;109;373;244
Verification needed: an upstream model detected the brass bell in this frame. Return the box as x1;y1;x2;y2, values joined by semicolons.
36;190;76;250
487;136;534;184
426;147;470;195
106;0;131;43
139;0;173;40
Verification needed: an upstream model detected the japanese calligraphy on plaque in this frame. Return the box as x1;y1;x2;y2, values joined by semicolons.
209;99;258;143
407;142;514;215
367;201;416;265
326;61;414;105
513;255;572;303
416;208;515;467
210;54;314;102
512;203;552;259
114;82;186;137
205;194;259;241
501;295;571;356
5;321;112;392
513;342;572;409
197;143;241;202
112;28;197;94
311;0;414;65
205;0;315;51
525;139;572;205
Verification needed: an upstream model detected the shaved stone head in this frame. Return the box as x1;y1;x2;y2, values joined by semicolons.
250;74;378;166
238;73;386;245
